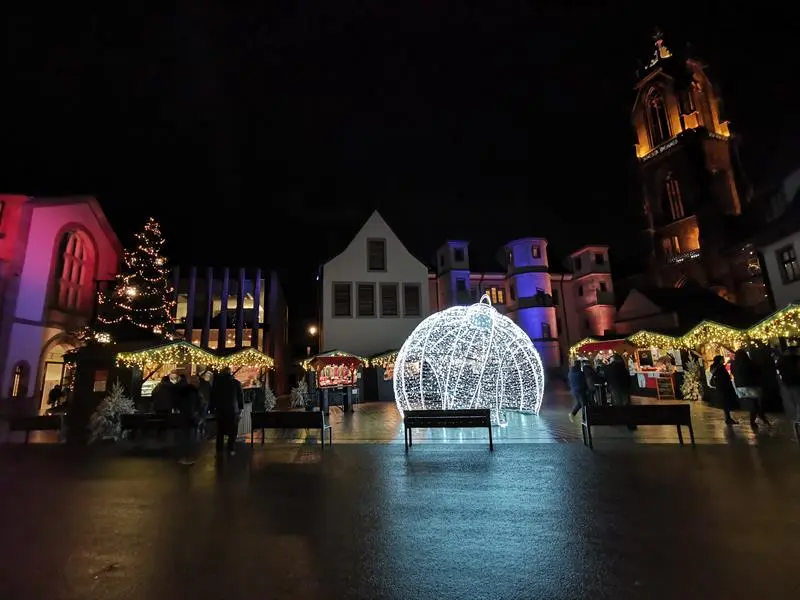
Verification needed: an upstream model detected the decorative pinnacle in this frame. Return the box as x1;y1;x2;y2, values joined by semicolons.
652;27;664;43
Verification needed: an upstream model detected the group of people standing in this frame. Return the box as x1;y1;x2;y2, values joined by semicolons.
567;354;633;424
710;346;800;428
567;346;800;429
149;367;244;465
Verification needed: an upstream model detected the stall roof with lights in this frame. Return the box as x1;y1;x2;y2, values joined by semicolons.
116;340;220;369
116;340;275;370
301;350;369;371
369;349;399;369
569;305;800;357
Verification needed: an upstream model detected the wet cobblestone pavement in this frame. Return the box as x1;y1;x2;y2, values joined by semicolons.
0;439;799;599
4;388;798;446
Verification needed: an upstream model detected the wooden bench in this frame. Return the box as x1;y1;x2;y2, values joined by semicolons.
403;409;493;451
582;403;694;450
120;413;185;438
8;415;64;443
250;411;332;447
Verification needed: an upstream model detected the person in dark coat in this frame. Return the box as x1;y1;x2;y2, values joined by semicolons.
567;361;588;422
151;376;174;414
210;367;244;456
582;361;604;406
777;346;800;421
175;374;202;465
605;354;632;406
731;349;769;428
709;355;738;425
196;371;212;438
606;354;637;430
47;384;63;410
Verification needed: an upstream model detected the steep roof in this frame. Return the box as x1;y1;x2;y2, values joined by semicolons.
632;284;755;330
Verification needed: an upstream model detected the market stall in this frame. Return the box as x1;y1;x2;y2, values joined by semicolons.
217;347;276;411
369;349;399;402
625;331;689;398
116;340;221;400
569;338;636;365
301;350;369;413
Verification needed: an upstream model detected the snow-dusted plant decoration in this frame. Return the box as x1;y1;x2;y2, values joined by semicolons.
393;293;545;425
290;379;307;409
264;387;277;411
681;359;704;402
89;380;136;442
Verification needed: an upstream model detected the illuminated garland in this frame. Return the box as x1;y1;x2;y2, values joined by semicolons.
370;350;398;369
681;321;745;350
627;330;682;352
301;351;368;372
117;341;219;369
568;337;599;358
225;348;275;369
748;304;800;342
568;305;800;357
116;341;275;370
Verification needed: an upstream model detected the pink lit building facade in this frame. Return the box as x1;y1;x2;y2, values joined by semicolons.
0;195;121;415
429;240;616;368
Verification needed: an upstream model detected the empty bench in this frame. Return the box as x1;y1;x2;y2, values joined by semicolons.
250;411;332;447
582;403;694;450
403;409;493;451
8;415;64;443
121;413;185;438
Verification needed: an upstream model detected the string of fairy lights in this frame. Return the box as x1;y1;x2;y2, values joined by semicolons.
570;303;800;357
116;341;275;370
95;217;176;339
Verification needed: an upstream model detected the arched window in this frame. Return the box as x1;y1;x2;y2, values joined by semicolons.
664;175;685;220
10;362;28;397
54;231;94;311
646;89;672;147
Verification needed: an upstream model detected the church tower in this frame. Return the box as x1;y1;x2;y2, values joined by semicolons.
632;30;748;298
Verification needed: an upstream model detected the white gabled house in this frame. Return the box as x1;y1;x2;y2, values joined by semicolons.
320;211;430;359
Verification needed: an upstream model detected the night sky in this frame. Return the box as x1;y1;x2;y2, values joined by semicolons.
4;2;799;324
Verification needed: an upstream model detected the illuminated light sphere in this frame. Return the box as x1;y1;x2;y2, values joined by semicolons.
393;294;545;425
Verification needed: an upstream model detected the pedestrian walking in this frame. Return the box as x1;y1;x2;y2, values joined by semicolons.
210;367;244;457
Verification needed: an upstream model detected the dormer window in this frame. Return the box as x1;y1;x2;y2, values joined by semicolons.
531;245;541;259
367;239;386;271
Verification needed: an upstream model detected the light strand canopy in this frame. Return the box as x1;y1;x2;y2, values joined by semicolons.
393;293;545;424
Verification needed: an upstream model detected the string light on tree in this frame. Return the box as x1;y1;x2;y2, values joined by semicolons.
95;217;176;341
393;294;545;425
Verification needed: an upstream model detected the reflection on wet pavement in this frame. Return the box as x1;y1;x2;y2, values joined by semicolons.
3;388;797;447
0;441;799;599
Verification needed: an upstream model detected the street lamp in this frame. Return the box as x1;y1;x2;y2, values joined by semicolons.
308;325;318;336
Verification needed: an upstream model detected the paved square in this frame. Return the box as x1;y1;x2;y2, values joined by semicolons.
1;439;799;599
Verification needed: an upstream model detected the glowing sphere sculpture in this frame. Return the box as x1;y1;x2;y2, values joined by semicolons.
393;294;545;424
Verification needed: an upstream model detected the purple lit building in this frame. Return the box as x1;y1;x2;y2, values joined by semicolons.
430;240;616;368
0;195;121;415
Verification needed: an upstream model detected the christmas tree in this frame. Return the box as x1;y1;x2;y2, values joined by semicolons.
93;217;176;342
680;358;705;401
